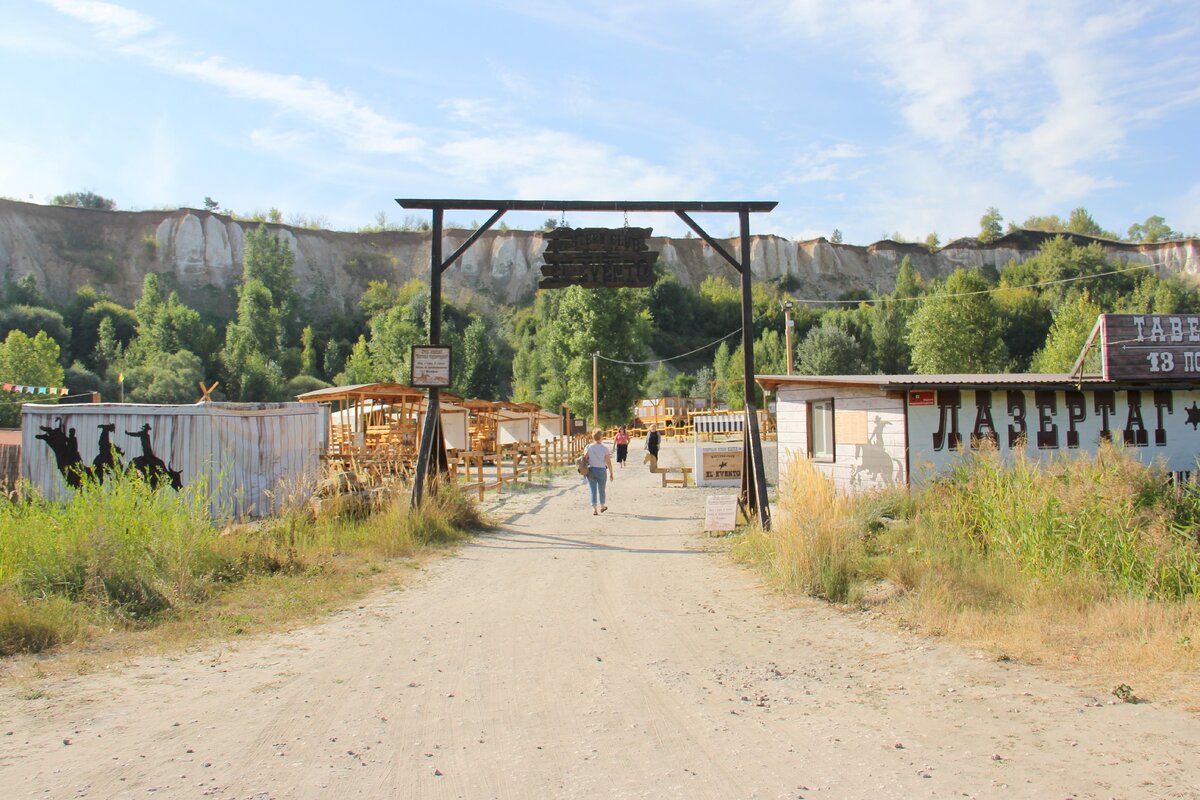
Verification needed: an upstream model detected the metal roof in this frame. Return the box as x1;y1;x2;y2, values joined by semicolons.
753;372;1200;392
295;382;425;402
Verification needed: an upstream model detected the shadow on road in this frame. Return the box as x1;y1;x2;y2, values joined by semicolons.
472;529;704;556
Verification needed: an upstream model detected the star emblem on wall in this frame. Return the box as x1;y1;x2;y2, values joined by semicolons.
1186;402;1200;430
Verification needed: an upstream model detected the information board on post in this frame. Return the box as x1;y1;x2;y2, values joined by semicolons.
411;345;452;388
704;494;739;532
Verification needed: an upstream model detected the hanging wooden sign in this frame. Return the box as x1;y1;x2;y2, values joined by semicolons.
539;227;657;289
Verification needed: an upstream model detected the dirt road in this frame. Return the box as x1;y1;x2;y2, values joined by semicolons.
3;442;1199;799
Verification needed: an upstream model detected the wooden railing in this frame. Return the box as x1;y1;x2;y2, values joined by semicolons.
449;434;589;500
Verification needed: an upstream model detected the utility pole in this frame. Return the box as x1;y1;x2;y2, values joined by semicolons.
592;352;599;432
783;299;794;375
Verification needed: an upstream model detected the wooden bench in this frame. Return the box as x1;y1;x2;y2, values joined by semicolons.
661;467;693;488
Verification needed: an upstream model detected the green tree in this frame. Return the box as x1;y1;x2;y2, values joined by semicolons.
93;316;123;372
299;326;319;377
1030;292;1102;373
221;279;283;399
458;317;498;398
1020;214;1066;233
367;305;424;383
0;306;71;356
672;371;697;397
831;229;843;244
908;268;1009;373
894;256;925;298
124;350;206;404
336;336;378;384
1066;207;1115;239
541;287;651;425
995;287;1051;372
796;318;862;375
1127;215;1179;243
323;339;350;380
979;207;1004;243
242;224;299;340
873;298;911;374
0;330;64;426
51;191;115;210
5;273;47;307
641;363;673;398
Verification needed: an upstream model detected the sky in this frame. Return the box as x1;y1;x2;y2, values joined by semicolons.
2;0;1199;244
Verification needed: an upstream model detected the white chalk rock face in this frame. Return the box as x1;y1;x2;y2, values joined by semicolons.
173;213;206;276
203;216;233;276
2;198;1199;316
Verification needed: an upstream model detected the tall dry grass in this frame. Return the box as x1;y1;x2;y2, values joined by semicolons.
734;446;1200;707
0;471;486;657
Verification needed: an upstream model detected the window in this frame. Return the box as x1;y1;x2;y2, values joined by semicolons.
809;399;834;461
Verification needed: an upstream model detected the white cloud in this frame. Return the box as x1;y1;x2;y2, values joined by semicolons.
788;142;865;183
167;56;424;155
437;130;705;199
762;0;1200;207
40;0;155;41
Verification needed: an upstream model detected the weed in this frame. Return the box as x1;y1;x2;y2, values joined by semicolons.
0;467;486;657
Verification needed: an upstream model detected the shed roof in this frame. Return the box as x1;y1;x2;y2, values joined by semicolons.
753;372;1190;393
296;383;425;403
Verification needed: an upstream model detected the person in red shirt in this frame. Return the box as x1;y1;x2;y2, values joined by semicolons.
614;426;631;468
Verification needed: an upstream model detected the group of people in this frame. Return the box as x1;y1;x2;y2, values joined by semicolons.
582;423;661;516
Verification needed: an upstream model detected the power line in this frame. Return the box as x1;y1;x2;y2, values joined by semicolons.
595;258;1177;367
597;327;747;366
791;261;1160;306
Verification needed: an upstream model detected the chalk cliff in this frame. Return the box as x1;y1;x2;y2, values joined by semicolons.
1;199;1196;316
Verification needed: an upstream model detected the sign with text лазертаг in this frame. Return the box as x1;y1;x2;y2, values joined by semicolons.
538;227;657;289
1102;314;1200;380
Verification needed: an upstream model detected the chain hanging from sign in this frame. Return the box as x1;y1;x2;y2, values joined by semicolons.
539;227;658;289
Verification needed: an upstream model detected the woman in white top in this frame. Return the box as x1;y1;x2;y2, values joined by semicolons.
585;429;615;515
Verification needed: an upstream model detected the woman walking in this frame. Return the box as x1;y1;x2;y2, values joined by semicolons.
614;426;630;468
585;429;615;515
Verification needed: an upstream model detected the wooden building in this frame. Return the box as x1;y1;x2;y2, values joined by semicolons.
632;396;709;431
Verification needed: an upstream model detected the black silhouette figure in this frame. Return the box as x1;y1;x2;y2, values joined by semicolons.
35;417;87;488
91;423;124;484
125;423;183;490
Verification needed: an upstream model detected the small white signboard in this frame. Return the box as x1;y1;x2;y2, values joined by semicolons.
704;494;739;532
411;345;452;388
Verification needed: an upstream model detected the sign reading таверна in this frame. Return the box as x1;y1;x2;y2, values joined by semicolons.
1103;314;1200;380
539;227;657;289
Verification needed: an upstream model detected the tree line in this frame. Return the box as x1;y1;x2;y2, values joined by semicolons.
2;222;1198;428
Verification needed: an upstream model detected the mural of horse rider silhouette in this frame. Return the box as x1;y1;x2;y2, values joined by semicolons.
125;423;183;490
91;423;124;484
851;415;904;488
35;417;87;488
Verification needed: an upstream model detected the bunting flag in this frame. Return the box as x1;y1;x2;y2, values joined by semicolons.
1;381;71;396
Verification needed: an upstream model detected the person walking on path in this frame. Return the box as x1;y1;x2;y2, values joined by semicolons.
585;429;614;515
646;423;661;460
614;426;630;468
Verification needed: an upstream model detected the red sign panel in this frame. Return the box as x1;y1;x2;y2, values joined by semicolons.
908;390;935;406
1101;314;1200;381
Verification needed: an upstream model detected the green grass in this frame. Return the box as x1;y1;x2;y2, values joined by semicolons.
0;472;486;657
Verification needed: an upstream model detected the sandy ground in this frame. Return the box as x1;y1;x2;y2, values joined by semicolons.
2;441;1200;800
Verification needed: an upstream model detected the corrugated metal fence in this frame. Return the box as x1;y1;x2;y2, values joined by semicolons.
22;402;328;518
